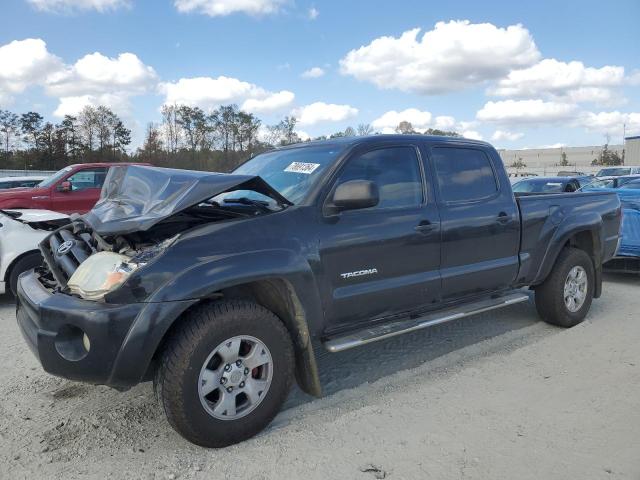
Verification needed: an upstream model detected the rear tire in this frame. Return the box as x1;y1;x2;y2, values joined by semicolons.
9;251;43;297
154;300;294;448
534;247;594;327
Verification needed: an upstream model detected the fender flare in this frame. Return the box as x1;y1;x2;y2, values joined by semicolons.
533;211;603;295
109;249;324;396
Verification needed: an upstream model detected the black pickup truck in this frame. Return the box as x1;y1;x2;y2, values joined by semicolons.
17;135;621;447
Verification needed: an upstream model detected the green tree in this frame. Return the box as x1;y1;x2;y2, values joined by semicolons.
0;110;20;157
20;111;44;150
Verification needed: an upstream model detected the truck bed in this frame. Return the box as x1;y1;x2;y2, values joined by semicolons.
514;190;621;287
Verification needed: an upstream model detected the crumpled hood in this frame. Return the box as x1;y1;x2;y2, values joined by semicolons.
82;165;292;236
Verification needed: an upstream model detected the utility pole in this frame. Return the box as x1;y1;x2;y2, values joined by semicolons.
622;123;626;165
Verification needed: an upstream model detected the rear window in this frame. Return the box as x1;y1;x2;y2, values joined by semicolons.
432;147;498;202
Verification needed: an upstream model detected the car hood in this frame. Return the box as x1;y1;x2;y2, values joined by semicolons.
1;209;68;222
82;165;292;236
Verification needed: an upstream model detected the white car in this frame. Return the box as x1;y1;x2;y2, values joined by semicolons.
0;175;47;190
0;209;68;295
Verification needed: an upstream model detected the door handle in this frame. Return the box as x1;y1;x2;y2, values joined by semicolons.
496;212;510;224
415;221;436;233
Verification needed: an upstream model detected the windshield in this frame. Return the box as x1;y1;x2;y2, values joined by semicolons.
214;145;347;205
512;179;565;193
583;178;615;189
596;167;631;177
37;166;73;188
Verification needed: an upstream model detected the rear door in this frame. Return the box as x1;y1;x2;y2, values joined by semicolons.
429;145;520;300
51;167;108;214
317;144;441;331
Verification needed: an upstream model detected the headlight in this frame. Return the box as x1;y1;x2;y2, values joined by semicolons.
67;251;140;301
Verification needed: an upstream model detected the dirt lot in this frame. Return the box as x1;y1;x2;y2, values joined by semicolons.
1;274;639;480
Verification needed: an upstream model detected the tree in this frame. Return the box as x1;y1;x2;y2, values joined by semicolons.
357;123;373;136
396;121;415;134
137;123;163;162
161;104;181;153
78;106;99;152
424;128;460;137
591;144;623;166
112;120;131;156
0;110;20;156
20;112;44;150
58;115;80;160
343;126;356;137
267;116;299;146
510;158;527;169
560;151;569;166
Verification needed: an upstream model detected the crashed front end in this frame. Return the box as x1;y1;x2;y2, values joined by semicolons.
16;164;289;388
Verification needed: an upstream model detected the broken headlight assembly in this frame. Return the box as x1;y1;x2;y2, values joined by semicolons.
67;252;141;301
67;235;178;301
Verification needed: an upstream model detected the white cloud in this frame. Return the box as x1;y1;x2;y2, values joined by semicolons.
47;52;157;97
0;39;63;101
579;111;640;136
53;93;131;117
301;67;325;79
27;0;130;13
371;108;472;135
241;90;295;113
340;20;540;94
372;108;432;132
293;102;358;126
489;58;627;105
159;76;294;113
308;7;319;19
492;130;524;141
461;130;483;140
477;99;577;124
296;130;311;141
174;0;287;17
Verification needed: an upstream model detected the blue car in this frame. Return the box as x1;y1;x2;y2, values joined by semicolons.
583;180;640;270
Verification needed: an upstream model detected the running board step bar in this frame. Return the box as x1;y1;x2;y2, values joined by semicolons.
323;291;530;353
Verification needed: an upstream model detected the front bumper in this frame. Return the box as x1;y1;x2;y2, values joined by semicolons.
16;270;145;386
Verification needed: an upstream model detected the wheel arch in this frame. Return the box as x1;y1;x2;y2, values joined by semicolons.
535;226;603;298
144;277;323;397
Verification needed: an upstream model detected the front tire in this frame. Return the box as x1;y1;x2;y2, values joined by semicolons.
9;251;43;297
534;247;595;327
154;300;294;448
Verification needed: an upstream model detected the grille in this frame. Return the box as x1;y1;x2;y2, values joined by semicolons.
39;222;98;290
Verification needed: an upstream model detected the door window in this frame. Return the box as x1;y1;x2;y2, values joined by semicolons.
432;148;497;202
66;168;108;191
335;147;423;209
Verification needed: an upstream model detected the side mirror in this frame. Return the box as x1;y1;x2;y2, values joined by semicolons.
332;180;379;211
57;181;71;193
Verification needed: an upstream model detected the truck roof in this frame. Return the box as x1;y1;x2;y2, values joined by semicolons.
275;134;491;151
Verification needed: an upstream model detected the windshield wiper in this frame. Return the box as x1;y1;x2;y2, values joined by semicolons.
223;197;273;212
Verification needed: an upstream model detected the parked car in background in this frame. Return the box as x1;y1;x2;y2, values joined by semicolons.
581;175;640;190
0;163;147;214
582;178;640;273
17;136;621;447
0;175;47;189
512;176;583;193
508;171;538;179
557;170;588;176
0;209;69;295
595;166;640;177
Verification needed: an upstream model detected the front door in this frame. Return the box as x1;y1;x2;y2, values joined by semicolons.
51;167;108;214
318;145;441;332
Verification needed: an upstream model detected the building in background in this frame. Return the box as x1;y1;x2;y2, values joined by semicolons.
625;136;640;165
498;144;628;175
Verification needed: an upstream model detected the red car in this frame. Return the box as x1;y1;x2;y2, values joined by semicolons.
0;163;147;214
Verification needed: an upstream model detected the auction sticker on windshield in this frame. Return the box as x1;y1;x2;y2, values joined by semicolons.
284;162;320;174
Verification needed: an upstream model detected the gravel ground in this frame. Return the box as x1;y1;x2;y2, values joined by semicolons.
1;274;639;479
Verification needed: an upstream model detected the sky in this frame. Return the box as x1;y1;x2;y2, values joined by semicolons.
1;0;639;150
